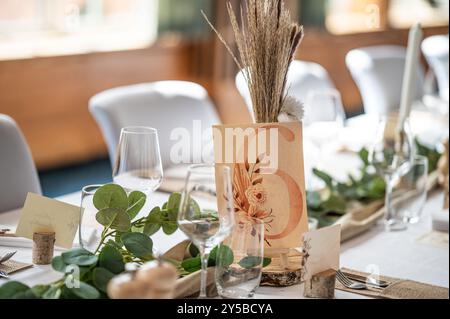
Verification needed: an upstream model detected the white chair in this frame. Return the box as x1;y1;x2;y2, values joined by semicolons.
422;34;449;102
89;81;221;168
346;45;425;116
0;114;41;212
236;60;337;121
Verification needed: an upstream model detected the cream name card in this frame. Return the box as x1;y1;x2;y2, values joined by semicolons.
302;224;341;280
15;193;81;249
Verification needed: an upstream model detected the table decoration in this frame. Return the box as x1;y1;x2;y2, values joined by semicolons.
0;184;271;299
32;232;55;265
307;139;444;240
15;193;81;249
206;0;308;286
336;268;449;299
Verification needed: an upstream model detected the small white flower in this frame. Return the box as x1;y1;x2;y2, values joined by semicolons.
278;96;304;122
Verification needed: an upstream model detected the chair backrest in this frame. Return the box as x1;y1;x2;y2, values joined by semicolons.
422;34;449;101
346;45;425;115
89;81;221;168
236;60;337;121
0;114;41;212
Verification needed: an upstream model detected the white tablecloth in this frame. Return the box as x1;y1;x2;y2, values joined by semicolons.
1;188;448;299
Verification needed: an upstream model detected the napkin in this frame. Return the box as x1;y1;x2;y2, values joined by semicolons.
336;268;449;299
0;260;33;275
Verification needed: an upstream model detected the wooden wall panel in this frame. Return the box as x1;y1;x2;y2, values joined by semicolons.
0;44;191;169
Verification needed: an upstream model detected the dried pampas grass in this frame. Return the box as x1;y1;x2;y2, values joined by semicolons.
203;0;303;123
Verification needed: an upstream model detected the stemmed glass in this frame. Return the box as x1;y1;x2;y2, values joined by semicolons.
113;127;163;194
177;164;235;298
369;116;414;231
304;89;346;189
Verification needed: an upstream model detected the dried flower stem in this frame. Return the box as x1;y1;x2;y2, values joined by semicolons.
203;0;303;123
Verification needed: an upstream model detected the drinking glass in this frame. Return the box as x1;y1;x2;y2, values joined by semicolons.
79;185;103;249
370;116;414;231
113;127;163;193
304;89;346;189
215;219;265;299
178;164;235;298
389;155;429;224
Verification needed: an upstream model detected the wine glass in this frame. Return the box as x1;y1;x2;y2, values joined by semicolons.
369;116;414;231
304;88;346;189
177;164;235;298
113;127;163;193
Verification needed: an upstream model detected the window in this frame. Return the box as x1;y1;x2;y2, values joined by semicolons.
389;0;449;28
325;0;388;34
0;0;158;60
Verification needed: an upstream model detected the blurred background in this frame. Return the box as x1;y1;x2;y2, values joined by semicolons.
0;0;448;197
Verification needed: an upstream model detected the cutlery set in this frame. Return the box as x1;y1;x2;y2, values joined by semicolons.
0;250;17;279
336;269;390;290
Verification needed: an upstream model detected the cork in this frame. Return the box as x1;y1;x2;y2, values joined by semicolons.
32;232;55;265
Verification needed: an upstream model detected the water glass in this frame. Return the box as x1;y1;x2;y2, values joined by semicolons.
178;164;235;298
79;185;103;249
370;116;413;231
113;127;163;193
389;155;429;224
215;219;265;299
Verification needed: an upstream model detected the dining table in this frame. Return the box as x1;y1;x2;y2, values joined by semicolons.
0;112;449;299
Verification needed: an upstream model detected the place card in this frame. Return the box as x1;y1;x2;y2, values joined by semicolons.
302;224;341;280
15;193;81;249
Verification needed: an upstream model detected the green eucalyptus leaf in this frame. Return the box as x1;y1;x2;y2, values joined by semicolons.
313;169;334;188
127;191;146;220
42;286;62;299
92;267;115;293
121;232;153;258
143;223;161;236
181;257;201;273
93;184;128;210
238;256;265;269
70;282;100;299
188;242;200;257
0;281;30;299
51;256;68;273
306;191;322;210
61;248;98;266
99;245;125;274
358;148;370;166
31;285;50;298
214;245;234;267
167;193;182;219
162;221;178;235
96;208;131;232
322;194;347;214
143;206;162;236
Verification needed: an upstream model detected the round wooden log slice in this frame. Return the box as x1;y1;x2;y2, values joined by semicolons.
260;255;303;287
260;268;303;287
32;232;55;265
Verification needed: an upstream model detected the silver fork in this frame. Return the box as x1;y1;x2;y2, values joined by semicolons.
0;251;17;264
0;270;9;279
336;270;371;290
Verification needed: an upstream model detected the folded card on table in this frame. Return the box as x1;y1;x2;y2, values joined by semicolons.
15;193;81;249
302;224;341;280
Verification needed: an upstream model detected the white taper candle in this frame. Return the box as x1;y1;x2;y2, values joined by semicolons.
398;23;423;131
